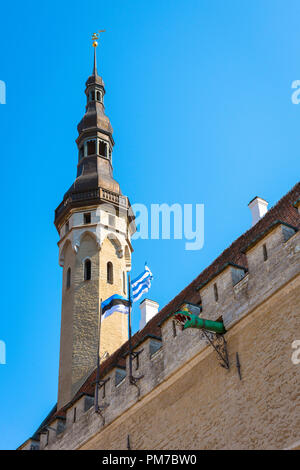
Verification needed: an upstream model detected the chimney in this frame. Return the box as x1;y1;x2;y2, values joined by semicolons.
248;196;268;226
139;299;159;330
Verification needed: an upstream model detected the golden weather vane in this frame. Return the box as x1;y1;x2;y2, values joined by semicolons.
92;30;106;47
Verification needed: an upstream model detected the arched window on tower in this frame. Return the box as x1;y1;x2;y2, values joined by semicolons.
66;267;71;289
87;140;96;155
84;259;91;281
107;262;113;284
96;91;102;102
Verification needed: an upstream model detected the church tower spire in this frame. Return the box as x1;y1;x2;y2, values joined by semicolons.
54;35;136;410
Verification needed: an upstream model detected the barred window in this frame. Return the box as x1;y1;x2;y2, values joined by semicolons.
213;283;218;302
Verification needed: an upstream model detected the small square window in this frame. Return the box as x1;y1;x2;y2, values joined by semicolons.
84;213;91;224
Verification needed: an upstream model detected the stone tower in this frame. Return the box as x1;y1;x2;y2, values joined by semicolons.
54;42;136;410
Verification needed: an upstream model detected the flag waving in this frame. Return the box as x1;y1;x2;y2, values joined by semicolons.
131;264;153;303
101;294;130;319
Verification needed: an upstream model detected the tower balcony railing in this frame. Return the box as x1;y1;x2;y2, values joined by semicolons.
99;188;127;207
55;188;128;222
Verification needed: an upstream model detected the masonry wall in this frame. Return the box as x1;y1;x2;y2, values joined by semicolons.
57;240;76;409
58;221;131;410
77;273;299;450
44;226;300;450
99;236;128;358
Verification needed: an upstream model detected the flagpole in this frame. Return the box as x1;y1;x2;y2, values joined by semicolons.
94;297;102;413
128;274;133;383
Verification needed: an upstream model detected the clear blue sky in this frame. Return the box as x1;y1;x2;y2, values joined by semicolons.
0;0;299;450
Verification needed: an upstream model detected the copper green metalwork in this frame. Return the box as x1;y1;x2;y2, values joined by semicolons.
172;311;226;334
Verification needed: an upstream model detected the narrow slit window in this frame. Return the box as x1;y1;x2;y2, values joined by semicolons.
263;244;268;261
84;259;91;281
123;272;126;294
172;320;177;337
79;146;84;160
66;267;71;289
65;221;69;234
107;262;113;284
73;407;76;423
213;283;219;302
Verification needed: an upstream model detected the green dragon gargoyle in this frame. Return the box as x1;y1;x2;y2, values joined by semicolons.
172;310;226;335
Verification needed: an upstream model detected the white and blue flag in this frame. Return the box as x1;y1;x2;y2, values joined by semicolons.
131;265;153;303
101;294;130;319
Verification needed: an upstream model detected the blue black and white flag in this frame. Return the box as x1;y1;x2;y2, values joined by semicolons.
131;265;153;303
101;294;130;320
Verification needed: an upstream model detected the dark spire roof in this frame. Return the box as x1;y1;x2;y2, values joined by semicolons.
77;46;112;136
85;45;105;88
54;43;123;227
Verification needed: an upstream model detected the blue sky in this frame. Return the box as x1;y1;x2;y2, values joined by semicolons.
0;0;299;450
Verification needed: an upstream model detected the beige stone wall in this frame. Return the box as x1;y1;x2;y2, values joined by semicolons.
58;232;130;410
80;273;300;450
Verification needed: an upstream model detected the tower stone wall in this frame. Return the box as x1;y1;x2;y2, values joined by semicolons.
55;46;135;410
57;204;133;409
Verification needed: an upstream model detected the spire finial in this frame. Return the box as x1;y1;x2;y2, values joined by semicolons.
91;30;106;75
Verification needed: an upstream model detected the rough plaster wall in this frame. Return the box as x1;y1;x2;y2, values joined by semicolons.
58;233;130;409
48;228;300;450
99;237;128;357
